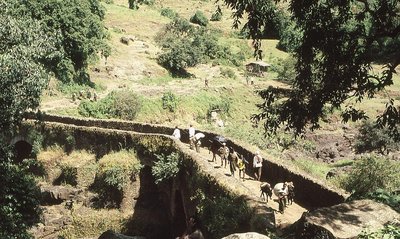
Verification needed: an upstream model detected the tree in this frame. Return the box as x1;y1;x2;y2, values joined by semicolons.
223;0;400;136
0;4;55;236
5;0;110;84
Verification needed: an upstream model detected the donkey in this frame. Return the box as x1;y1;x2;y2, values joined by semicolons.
260;182;273;202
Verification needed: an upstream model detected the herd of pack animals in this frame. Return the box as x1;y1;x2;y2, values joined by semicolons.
189;133;295;214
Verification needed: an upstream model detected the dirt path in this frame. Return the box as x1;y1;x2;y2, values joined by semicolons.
189;145;307;230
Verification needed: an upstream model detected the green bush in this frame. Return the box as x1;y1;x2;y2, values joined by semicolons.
210;11;222;21
94;150;142;207
160;8;178;19
207;97;232;118
78;90;142;120
152;152;180;184
354;121;400;154
220;67;236;79
161;91;178;112
359;222;400;239
272;55;296;84
27;129;44;156
340;155;400;198
112;90;143;120
56;164;78;186
190;10;208;26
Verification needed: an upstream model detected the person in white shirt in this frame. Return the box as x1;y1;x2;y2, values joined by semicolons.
172;126;181;140
189;124;195;149
253;151;263;181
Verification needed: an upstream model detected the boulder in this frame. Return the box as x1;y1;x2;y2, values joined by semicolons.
41;184;82;205
222;232;270;239
98;230;145;239
295;199;400;238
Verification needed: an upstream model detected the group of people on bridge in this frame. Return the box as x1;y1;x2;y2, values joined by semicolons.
172;125;295;214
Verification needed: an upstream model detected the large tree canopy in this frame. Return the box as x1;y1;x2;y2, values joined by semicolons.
4;0;110;84
223;0;400;136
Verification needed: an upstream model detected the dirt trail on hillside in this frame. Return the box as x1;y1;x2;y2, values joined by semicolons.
188;144;307;230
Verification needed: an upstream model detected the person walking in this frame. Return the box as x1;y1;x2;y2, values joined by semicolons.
189;124;195;150
253;151;263;181
237;155;246;181
172;126;181;140
228;147;238;177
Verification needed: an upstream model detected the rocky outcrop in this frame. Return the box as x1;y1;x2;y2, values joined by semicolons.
40;184;83;205
222;232;271;239
295;199;400;239
98;230;145;239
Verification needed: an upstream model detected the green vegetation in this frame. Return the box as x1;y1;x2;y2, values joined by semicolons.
78;90;142;120
152;152;181;184
359;222;400;239
160;7;179;19
190;10;209;26
161;91;179;113
94;150;142;207
354;121;400;154
339;155;400;199
5;0;110;84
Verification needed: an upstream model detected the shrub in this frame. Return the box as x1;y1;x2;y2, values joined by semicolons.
94;150;142;207
27;129;44;156
272;55;296;84
190;11;208;26
78;90;142;120
207;97;232;118
112;90;143;120
210;10;222;21
354;120;400;154
220;67;236;79
152;152;180;184
55;164;78;186
340;155;400;198
161;91;178;112
160;8;178;19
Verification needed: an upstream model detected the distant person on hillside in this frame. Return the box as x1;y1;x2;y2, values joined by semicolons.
204;78;209;88
189;124;195;150
253;151;263;181
172;126;181;141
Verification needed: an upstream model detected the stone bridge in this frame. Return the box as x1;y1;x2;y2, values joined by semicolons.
15;113;347;237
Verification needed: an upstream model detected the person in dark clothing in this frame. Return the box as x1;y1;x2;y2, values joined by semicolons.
178;216;204;239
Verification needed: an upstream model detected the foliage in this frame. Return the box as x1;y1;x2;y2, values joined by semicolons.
112;90;143;121
78;90;142;120
354;121;400;154
94;150;142;207
191;189;252;238
151;152;181;184
129;0;154;10
0;4;52;237
27;130;44;156
339;155;400;198
160;7;178;19
210;7;222;21
358;222;400;239
56;164;78;186
0;161;42;239
161;91;178;113
224;0;400;136
220;67;237;79
5;0;110;84
190;10;208;26
156;17;245;75
364;189;400;213
207;97;232;118
272;55;297;84
0;9;53;134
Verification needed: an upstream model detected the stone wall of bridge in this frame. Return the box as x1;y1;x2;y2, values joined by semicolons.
24;113;347;209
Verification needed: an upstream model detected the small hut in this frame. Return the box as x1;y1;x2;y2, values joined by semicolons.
245;61;271;76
